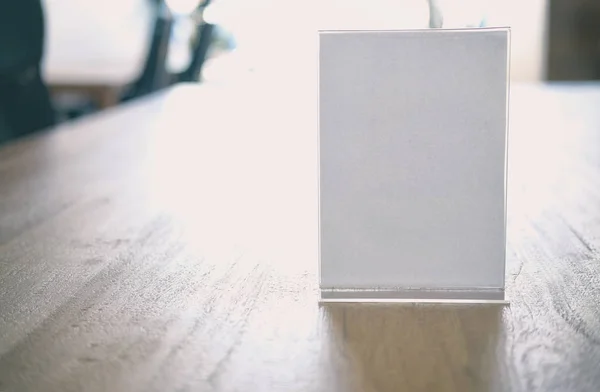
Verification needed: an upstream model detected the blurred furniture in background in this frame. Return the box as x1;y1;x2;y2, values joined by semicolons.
174;0;215;83
548;0;600;80
0;0;55;144
43;0;214;120
120;0;174;102
43;0;155;109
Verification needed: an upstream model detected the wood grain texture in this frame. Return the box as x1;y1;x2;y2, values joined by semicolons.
1;83;600;392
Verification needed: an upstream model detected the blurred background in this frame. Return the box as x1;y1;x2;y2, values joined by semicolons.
1;0;599;142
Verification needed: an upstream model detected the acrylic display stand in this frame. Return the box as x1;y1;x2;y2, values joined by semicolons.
318;28;510;303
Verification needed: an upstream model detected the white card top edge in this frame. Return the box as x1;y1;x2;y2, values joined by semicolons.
318;27;510;34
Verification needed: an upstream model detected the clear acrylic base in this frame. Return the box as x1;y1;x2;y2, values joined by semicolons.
319;288;507;304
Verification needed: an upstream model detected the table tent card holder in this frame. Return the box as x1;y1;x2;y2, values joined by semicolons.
318;28;510;303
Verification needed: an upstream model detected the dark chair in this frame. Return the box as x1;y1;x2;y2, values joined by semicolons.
174;0;215;83
54;0;174;119
0;0;55;144
121;0;174;101
122;0;216;100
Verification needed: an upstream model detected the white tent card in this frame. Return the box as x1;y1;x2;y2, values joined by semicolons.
318;28;510;302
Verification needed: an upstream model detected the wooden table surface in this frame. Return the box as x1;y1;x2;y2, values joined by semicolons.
1;83;599;392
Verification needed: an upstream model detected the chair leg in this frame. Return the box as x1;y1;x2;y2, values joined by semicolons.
178;22;215;82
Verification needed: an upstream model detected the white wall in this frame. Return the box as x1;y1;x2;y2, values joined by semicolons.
486;0;549;81
203;0;549;83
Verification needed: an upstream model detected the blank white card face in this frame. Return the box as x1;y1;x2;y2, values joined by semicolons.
319;29;509;301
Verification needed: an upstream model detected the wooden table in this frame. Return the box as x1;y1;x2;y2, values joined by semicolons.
1;83;599;391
